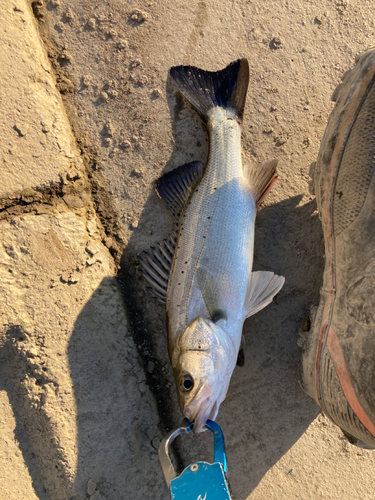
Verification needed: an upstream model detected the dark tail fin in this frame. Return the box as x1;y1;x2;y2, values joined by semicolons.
170;58;249;124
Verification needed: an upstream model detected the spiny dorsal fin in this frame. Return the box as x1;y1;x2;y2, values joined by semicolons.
138;233;177;303
156;161;204;220
244;159;278;207
245;271;284;318
170;59;249;124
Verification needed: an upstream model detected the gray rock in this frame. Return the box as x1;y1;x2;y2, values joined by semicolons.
87;479;97;495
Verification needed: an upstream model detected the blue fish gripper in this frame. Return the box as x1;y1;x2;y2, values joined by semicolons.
159;419;232;500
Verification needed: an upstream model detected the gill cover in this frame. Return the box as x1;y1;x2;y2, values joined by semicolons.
178;317;221;351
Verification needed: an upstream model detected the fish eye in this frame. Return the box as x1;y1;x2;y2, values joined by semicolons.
179;374;194;392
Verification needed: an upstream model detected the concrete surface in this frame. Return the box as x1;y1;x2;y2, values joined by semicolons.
0;391;39;500
0;213;163;499
1;2;163;499
0;0;82;199
1;0;375;499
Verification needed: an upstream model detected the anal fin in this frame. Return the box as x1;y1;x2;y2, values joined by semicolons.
245;271;285;318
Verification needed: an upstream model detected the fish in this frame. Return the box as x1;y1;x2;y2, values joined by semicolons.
139;59;285;433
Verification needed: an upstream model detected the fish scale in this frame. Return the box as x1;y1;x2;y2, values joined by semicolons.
168;108;254;342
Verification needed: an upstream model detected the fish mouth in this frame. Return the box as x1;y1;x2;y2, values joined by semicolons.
183;382;220;433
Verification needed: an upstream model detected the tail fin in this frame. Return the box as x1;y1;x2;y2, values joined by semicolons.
170;58;249;124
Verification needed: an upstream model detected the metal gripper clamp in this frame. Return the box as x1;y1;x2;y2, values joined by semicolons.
159;419;232;499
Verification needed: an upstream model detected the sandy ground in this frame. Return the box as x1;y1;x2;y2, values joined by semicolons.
1;0;375;499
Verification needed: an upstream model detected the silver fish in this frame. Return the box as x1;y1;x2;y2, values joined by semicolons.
139;59;284;432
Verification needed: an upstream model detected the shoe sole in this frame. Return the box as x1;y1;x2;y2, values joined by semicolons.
301;47;375;448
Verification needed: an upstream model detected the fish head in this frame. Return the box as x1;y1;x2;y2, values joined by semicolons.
172;316;233;433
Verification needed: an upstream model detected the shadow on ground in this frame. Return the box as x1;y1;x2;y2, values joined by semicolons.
0;327;51;500
104;82;325;497
118;192;324;499
221;195;324;497
68;81;325;498
0;81;324;500
68;275;171;499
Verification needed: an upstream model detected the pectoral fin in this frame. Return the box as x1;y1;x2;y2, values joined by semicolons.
197;267;227;323
245;271;285;318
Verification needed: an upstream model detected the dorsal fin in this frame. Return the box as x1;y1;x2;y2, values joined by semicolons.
244;159;278;207
138;233;177;303
155;161;204;220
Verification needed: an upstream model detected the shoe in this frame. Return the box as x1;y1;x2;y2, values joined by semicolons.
300;47;375;449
